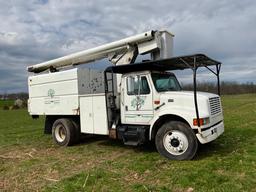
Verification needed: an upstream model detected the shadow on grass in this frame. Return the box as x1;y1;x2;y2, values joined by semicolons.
78;134;109;144
195;138;239;160
195;142;222;159
75;132;243;160
77;134;157;153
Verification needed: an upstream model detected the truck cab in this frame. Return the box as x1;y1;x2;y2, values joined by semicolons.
105;54;224;160
120;70;224;143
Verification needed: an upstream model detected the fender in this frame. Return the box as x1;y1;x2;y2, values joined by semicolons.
149;106;208;140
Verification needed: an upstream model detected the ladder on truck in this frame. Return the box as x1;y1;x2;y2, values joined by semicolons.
104;70;117;130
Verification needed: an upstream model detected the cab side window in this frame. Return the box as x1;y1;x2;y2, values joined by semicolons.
126;76;150;95
127;76;139;95
140;76;150;94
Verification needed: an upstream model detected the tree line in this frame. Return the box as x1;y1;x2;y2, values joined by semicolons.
182;81;256;95
0;81;256;100
1;92;28;100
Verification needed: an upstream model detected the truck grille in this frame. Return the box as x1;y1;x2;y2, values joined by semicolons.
209;97;221;115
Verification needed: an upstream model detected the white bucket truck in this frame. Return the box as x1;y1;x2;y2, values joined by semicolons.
27;30;224;160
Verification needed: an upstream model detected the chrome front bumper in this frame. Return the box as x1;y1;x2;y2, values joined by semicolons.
196;121;224;144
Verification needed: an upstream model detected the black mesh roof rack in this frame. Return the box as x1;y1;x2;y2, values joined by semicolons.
105;53;221;73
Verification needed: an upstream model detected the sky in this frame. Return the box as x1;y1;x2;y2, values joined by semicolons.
0;0;256;93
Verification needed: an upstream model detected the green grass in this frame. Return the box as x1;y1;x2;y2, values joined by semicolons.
0;94;256;191
0;99;14;108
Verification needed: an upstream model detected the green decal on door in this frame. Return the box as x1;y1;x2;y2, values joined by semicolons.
47;89;55;98
131;96;146;110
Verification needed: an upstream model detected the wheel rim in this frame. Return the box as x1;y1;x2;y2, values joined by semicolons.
55;124;66;142
163;130;189;156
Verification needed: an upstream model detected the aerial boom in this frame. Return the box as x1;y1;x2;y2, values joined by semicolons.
27;30;174;73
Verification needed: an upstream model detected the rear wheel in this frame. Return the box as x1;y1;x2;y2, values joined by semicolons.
52;118;76;146
155;121;198;160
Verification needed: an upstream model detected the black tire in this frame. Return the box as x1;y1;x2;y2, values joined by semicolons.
155;121;198;160
52;118;76;146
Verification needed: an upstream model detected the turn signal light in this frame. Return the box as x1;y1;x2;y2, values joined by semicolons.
154;100;160;105
193;117;210;126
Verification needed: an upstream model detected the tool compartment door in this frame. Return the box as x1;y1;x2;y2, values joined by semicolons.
80;94;108;135
80;96;94;134
92;95;108;135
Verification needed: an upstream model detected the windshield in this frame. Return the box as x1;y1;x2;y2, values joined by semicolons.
151;73;181;92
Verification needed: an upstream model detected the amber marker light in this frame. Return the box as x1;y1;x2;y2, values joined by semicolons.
193;117;210;126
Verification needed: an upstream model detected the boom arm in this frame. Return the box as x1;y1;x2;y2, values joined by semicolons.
27;30;174;73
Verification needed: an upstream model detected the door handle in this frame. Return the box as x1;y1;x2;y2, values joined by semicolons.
125;106;128;111
121;88;124;106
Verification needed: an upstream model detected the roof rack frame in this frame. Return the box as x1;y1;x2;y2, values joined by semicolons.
178;55;221;132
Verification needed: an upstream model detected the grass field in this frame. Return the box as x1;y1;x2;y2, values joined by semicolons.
0;100;14;108
0;94;256;192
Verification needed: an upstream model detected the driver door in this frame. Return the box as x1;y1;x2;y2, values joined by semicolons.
121;74;154;124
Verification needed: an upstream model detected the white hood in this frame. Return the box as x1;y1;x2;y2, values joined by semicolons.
157;91;219;118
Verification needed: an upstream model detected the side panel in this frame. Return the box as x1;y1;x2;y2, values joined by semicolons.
80;95;108;135
92;96;108;135
29;79;78;98
29;95;79;115
80;97;94;134
28;69;79;115
77;69;105;95
28;68;107;116
29;69;78;86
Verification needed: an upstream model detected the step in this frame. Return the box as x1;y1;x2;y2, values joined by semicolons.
124;141;140;146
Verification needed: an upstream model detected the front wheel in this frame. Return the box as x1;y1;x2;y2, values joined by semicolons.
155;121;198;160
